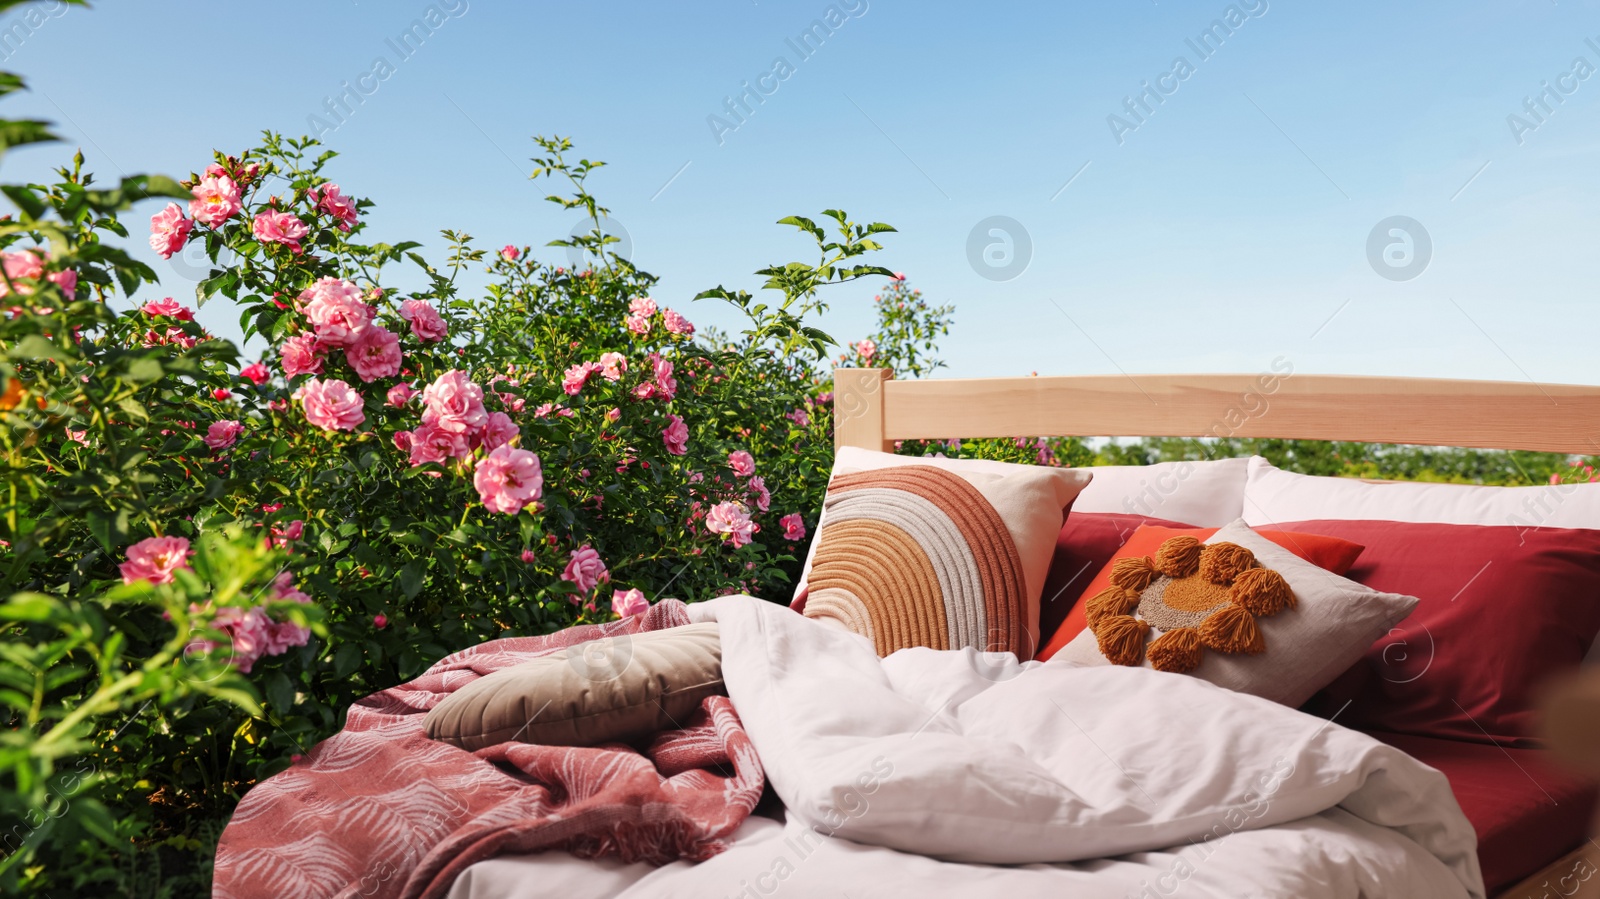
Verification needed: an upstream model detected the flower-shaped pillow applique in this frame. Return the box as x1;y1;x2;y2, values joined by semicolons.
1083;535;1296;673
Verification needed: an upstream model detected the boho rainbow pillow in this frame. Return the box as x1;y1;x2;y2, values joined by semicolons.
793;447;1092;660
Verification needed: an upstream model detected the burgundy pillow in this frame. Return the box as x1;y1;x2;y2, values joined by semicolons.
1291;519;1600;746
1038;512;1192;647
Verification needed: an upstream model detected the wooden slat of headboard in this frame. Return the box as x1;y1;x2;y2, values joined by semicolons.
834;369;1600;455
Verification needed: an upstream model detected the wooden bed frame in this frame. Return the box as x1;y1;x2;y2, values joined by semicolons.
832;368;1600;899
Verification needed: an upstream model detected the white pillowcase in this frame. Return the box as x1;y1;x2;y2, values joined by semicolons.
1068;456;1250;526
1242;455;1600;531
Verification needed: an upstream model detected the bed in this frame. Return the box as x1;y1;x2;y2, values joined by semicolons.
217;369;1600;899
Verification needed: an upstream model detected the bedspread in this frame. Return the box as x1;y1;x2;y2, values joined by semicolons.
212;600;764;899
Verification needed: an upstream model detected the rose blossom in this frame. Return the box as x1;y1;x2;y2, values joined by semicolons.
727;450;755;478
420;370;487;434
299;277;373;348
407;422;471;465
279;333;325;377
473;444;543;514
856;339;876;362
149;203;192;258
662;309;694;336
269;520;304;549
312;183;359;230
598;352;627;381
477;411;518;451
562;361;601;396
652;355;676;399
604;407;621;424
561;545;609;593
781;513;806;541
786;407;810;427
345;325;402;382
500;244;520;261
119;536;192;585
239;362;271;386
294;377;365;432
386;383;417;407
188;174;241;226
662;414;688;455
625;313;651;336
142;297;196;321
398;299;447;342
251;211;309;253
629;297;657;318
611;588;650;618
705;502;755;548
748;475;771;512
211;388;232;401
204;419;243;451
207;607;271;673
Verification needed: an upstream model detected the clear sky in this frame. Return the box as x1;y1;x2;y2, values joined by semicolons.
3;0;1597;387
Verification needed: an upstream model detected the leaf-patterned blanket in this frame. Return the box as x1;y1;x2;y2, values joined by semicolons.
213;601;763;899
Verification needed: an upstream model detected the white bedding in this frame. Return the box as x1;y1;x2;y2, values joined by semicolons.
451;596;1485;899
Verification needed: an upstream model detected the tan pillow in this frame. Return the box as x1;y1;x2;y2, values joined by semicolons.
424;622;723;750
1055;519;1419;708
796;446;1093;660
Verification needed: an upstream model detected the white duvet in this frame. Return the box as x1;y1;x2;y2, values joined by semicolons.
450;596;1485;899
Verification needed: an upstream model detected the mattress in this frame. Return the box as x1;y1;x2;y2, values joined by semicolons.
1369;731;1598;893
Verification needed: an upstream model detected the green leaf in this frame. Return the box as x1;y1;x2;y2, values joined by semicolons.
332;642;363;678
264;670;295;712
1;184;45;220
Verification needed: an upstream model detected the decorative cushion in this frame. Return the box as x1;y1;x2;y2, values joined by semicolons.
1290;519;1600;746
1036;523;1367;661
794;447;1092;659
424;623;723;750
1054;520;1419;708
1038;512;1193;645
1067;456;1250;526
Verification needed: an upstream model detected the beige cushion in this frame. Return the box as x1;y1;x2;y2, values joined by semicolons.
1057;519;1419;708
424;622;724;750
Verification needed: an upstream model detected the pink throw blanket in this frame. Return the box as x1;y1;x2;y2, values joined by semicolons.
213;601;763;899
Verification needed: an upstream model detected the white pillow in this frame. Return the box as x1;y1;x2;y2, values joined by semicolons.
1068;456;1249;526
1242;455;1600;531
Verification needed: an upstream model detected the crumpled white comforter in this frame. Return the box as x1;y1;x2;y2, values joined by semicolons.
450;596;1485;899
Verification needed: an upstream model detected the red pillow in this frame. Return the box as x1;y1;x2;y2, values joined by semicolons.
1036;523;1367;662
1038;512;1192;648
1290;520;1600;747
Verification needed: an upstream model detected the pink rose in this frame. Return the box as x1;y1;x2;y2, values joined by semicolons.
239;362;271;386
294;377;365;432
204;419;243;451
473;444;543;514
561;545;609;593
420;370;487;434
727;450;755;478
599;352;627;381
893;272;906;281
856;339;876;362
705;502;755;548
188;174;241;226
251;211;309;253
662;414;688;456
407;421;471;465
611;588;650;618
392;430;414;453
149;203;192;258
386;383;417;407
624;313;651;336
562;361;601;396
629;297;657;318
373;613;388;629
748;475;771;512
312;183;359;231
142;297;196;321
652;356;676;399
46;269;75;300
279;333;325;377
299;277;373;348
208;607;271;673
786;407;809;427
477;411;518;451
781;513;806;541
500;244;520;261
398;299;447;343
604;407;621;424
662;309;694;336
520;549;537;563
3;250;41;283
345;325;402;382
211;388;232;401
119;536;192;585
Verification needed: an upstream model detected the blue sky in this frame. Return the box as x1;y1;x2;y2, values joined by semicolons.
3;0;1597;386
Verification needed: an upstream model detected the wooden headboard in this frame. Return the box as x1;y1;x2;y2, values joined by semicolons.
832;368;1600;455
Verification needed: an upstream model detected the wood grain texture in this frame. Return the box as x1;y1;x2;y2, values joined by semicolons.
829;369;1600;454
833;368;893;453
1496;841;1600;899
